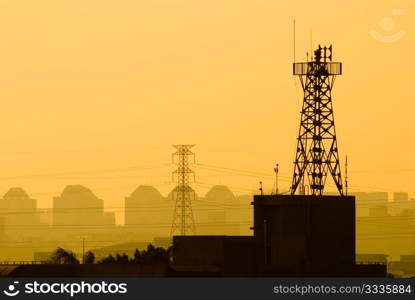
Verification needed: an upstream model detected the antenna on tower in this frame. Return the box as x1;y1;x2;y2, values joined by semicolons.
293;19;296;63
310;28;313;61
345;155;348;196
291;44;344;196
274;163;279;195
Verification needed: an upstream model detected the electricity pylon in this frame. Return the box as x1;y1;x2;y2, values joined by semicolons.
170;145;196;236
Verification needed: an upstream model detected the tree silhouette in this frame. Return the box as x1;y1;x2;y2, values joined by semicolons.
96;244;170;264
115;253;130;264
50;247;80;264
131;244;169;264
84;251;95;264
98;254;116;264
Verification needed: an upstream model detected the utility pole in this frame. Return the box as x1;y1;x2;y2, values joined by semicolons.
274;163;279;195
291;45;344;196
170;145;196;236
345;155;348;196
82;238;85;264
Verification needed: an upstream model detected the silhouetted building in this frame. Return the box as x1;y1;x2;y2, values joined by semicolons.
171;194;386;277
103;212;116;226
53;185;114;231
172;236;256;276
197;185;241;235
206;211;227;235
368;205;389;217
124;185;246;241
0;216;4;240
0;188;41;239
396;209;414;218
357;210;415;260
0;264;166;277
125;186;164;226
389;254;415;277
38;208;53;226
205;185;236;203
125;185;171;240
391;192;414;216
356;254;388;265
354;192;388;217
252;195;374;276
357;192;413;260
237;195;254;235
393;192;409;201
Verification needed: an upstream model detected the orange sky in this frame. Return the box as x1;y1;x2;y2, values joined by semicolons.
0;1;413;221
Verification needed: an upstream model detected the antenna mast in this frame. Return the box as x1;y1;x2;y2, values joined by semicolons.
310;28;313;60
291;45;344;196
345;155;348;196
274;163;279;194
293;19;296;63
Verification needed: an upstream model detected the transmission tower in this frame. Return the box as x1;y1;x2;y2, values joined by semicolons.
170;145;196;236
291;45;344;196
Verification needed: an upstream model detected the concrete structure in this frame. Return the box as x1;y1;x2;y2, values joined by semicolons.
0;264;166;277
171;236;256;276
253;195;362;276
203;186;240;235
124;185;171;239
38;208;53;226
0;216;4;239
124;185;246;239
357;210;415;259
356;254;388;265
53;185;115;232
354;192;388;217
0;188;42;239
125;185;166;227
171;194;386;277
368;205;389;218
393;192;409;201
389;254;415;277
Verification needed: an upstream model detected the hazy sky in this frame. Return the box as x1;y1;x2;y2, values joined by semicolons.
0;1;413;220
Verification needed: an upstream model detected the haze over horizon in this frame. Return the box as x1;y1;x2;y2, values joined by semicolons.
0;0;414;219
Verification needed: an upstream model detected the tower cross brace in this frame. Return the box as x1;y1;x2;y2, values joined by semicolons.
291;45;344;196
170;145;196;236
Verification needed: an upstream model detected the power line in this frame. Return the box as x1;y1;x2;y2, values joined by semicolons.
0;163;173;180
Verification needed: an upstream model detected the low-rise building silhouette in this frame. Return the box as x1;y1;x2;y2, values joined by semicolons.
0;188;42;239
53;185;115;234
171;194;386;277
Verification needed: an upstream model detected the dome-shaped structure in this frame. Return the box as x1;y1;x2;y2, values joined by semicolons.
124;186;169;232
204;185;235;203
0;187;39;238
1;187;36;211
128;185;164;201
3;187;29;200
167;186;198;200
60;185;98;201
53;185;105;227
